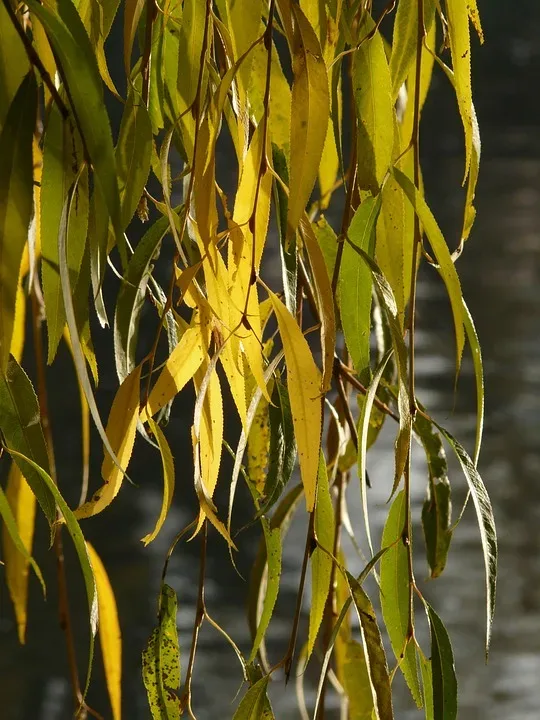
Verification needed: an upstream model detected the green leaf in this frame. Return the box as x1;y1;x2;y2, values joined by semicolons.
142;584;181;720
380;491;423;707
0;356;56;526
419;647;434;720
259;378;296;516
0;1;30;132
41;101;89;364
425;604;457;720
114;212;172;382
6;448;98;697
233;676;274;719
314;215;338;283
0;484;45;595
436;425;497;656
340;195;381;380
462;297;484;466
287;3;329;238
394;162;466;377
352;14;393;193
342;641;375;720
346;572;394;719
116;90;152;229
416;413;452;578
308;452;335;657
26;0;124;264
0;72;36;372
390;0;435;100
248;518;282;662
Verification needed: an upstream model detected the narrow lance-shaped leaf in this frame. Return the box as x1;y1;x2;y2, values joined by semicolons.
462;297;484;466
0;72;36;372
2;462;39;643
267;289;322;511
86;543;122;720
346;572;394;719
308;452;335;658
142;584;181;720
6;449;98;697
287;3;329;238
390;0;436;100
435;424;497;656
425;603;458;720
0;356;56;526
26;0;124;264
380;491;423;707
416;413;452;578
233;676;274;720
76;364;142;519
419;647;434;720
342;641;376;720
141;418;176;546
0;1;30;132
340;195;381;380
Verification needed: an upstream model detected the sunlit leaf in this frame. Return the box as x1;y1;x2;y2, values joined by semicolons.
380;491;423;707
86;543;122;720
141;419;176;546
390;0;436;100
142;584;181;720
76;364;142;518
342;641;375;720
419;647;434;720
2;463;39;643
249;518;282;662
0;72;36;372
308;452;334;657
233;676;274;719
267;289;322;511
287;3;329;237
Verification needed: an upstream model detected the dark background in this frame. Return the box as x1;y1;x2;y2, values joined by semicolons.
1;2;540;718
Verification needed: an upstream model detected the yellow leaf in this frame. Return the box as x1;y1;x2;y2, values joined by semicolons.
10;277;26;364
76;365;142;518
86;543;122;720
300;217;336;392
3;463;36;644
446;0;474;177
247;380;271;494
141;418;175;546
467;0;484;43
287;3;329;238
267;290;322;511
141;321;207;421
318;115;339;210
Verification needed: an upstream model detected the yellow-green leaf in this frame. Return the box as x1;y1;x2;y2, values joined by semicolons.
308;452;334;657
0;1;30;132
141;419;175;546
142;584;181;720
76;365;142;518
233;676;274;719
390;0;435;100
0;72;36;372
287;4;329;238
380;491;422;706
342;641;375;720
87;543;122;720
353;15;393;193
267;290;322;511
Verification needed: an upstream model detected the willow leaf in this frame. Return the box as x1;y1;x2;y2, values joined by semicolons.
76;364;142;519
436;425;497;656
342;641;375;720
141;419;175;545
380;491;422;707
2;463;38;643
267;290;322;511
308;452;334;658
0;357;56;526
462;297;484;465
248;518;282;662
0;1;29;132
346;573;394;719
86;543;122;720
353;15;393;192
393;167;465;375
287;3;329;238
419;647;434;720
390;0;435;100
233;676;273;719
445;0;473;177
27;0;124;264
425;604;458;720
0;72;36;372
142;584;181;720
340;195;381;380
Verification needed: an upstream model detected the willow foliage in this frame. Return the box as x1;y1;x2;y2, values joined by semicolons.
0;0;495;717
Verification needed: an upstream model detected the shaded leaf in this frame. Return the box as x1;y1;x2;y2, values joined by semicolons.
141;419;175;545
342;641;375;720
233;676;274;719
0;72;36;372
249;518;282;662
426;604;457;720
390;0;436;100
